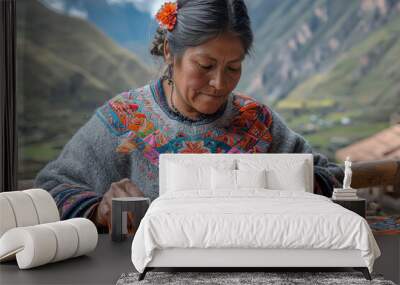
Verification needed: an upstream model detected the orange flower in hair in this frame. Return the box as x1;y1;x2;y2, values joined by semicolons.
155;2;178;31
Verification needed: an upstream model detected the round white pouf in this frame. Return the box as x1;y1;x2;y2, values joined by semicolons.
0;192;39;227
65;218;98;257
24;189;60;224
0;225;57;269
42;221;79;262
0;218;98;269
0;196;17;237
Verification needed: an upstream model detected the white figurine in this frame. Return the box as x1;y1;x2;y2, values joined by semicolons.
343;156;353;190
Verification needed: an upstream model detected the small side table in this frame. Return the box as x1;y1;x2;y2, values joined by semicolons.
331;198;366;218
111;197;150;242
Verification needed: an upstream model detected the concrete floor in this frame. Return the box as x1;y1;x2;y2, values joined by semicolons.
374;234;400;284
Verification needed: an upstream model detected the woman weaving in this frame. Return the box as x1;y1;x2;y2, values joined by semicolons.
34;0;344;231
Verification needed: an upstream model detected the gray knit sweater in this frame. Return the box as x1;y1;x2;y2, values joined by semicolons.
34;78;343;220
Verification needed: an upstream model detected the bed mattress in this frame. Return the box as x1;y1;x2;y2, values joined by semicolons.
131;189;380;273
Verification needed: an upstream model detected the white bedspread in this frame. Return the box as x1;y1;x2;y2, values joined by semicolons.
131;190;380;273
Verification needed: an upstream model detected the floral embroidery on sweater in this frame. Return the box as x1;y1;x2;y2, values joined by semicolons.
97;81;274;166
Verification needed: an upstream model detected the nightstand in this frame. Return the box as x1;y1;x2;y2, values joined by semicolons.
111;197;151;242
331;198;366;218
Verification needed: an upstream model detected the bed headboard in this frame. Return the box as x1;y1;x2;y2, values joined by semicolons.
159;153;314;196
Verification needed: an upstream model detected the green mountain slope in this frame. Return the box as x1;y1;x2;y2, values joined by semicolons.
242;0;400;103
17;0;153;179
276;14;400;158
239;0;400;160
280;15;400;112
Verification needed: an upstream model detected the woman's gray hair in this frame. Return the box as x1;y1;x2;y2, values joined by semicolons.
150;0;253;58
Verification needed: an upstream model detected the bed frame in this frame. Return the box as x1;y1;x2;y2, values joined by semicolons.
137;154;372;281
138;248;371;280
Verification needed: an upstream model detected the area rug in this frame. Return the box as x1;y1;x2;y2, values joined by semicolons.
116;271;396;285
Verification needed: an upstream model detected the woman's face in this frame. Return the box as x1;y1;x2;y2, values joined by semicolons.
167;32;245;116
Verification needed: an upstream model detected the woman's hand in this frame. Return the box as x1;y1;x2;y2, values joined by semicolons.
94;178;144;232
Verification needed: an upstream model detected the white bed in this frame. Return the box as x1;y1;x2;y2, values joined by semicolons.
131;154;380;281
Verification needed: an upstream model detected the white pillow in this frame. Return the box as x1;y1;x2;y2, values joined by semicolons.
236;169;267;189
211;168;236;190
167;162;211;191
238;159;308;191
166;159;236;192
266;167;307;191
211;168;267;190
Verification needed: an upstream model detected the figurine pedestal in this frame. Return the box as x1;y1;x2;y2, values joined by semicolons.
332;188;358;199
333;187;357;192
